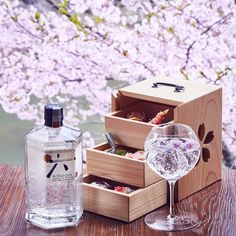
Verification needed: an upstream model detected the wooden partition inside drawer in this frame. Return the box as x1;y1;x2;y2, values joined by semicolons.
105;101;175;149
83;175;167;222
86;143;162;187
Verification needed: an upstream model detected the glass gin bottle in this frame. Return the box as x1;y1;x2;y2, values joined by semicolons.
25;104;83;229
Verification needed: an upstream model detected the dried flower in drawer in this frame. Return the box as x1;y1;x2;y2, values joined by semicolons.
90;181;134;194
90;181;111;189
105;145;145;161
114;186;133;194
124;150;145;161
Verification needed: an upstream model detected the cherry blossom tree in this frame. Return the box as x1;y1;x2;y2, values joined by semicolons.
0;0;235;156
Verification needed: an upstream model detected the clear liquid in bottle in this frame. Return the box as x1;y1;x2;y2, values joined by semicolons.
25;104;83;229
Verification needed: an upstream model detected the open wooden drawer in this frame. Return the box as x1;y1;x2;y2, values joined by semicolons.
105;100;175;149
83;175;167;222
86;142;162;187
104;77;222;201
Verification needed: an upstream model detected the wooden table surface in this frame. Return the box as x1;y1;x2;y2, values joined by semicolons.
0;165;235;236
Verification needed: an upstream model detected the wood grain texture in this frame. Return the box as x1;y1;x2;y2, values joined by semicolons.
111;90;121;112
86;142;161;187
129;179;167;222
83;175;167;222
83;179;129;222
1;165;236;236
119;77;220;106
105;101;174;149
109;80;222;201
175;88;222;200
112;91;144;112
111;90;143;112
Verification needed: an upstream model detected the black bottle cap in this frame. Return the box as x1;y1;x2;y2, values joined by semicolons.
44;104;63;128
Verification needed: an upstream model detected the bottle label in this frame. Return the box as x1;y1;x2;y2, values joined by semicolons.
44;149;75;182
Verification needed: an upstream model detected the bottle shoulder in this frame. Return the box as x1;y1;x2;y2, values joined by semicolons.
62;126;82;139
25;126;44;135
25;126;82;144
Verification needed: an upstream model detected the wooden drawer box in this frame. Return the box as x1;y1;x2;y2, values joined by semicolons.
105;77;222;201
83;175;167;222
105;100;174;149
86;142;162;187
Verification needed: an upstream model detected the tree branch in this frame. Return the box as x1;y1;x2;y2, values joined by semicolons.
200;12;233;36
183;12;233;69
183;40;196;70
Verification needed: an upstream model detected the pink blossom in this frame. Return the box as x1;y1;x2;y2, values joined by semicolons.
0;0;235;152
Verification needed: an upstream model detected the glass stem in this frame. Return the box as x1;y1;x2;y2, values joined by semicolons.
168;180;176;218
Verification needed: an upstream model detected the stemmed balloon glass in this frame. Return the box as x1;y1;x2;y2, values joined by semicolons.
144;123;201;231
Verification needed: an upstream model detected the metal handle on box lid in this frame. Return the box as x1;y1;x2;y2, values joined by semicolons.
152;82;185;92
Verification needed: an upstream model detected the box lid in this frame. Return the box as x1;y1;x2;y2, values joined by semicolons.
119;77;221;106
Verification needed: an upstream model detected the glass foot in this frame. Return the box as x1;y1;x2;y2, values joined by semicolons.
145;210;199;232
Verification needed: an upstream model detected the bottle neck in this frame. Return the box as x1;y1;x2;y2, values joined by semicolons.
44;121;63;128
45;126;62;137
